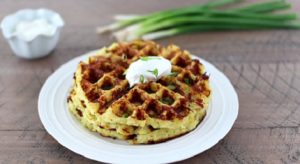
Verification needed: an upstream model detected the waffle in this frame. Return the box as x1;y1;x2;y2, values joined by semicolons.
67;40;212;144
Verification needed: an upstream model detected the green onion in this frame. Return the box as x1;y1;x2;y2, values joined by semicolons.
167;85;176;90
98;0;299;41
231;1;291;13
203;10;297;21
184;78;191;86
140;75;144;83
103;86;113;90
159;98;167;104
97;0;243;33
106;102;113;107
138;2;294;30
119;0;243;27
168;72;179;77
150;114;158;118
123;113;129;118
122;54;127;62
135;16;300;37
142;18;300;40
147;68;158;77
140;57;161;61
142;24;274;40
231;1;282;12
126;86;133;90
164;97;173;104
123;69;129;75
159;97;173;105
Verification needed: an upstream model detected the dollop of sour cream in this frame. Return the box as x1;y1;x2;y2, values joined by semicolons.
126;56;172;87
13;18;55;41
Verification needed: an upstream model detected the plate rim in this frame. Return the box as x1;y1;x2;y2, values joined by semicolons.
38;50;239;163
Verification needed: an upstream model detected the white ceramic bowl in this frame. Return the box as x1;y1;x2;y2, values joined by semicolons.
1;8;65;59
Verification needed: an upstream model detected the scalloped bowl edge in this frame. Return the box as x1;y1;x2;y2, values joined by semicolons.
0;8;65;59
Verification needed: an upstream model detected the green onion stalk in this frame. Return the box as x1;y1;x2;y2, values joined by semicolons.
98;0;299;41
115;15;300;41
141;24;279;40
231;0;290;13
112;1;289;21
96;0;244;33
113;14;143;21
113;1;296;41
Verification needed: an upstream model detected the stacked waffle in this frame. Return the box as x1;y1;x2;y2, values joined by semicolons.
68;40;212;144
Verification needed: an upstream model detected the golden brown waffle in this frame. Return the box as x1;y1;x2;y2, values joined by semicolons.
67;40;212;144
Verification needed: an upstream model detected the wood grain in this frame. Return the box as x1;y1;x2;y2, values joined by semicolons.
0;0;300;163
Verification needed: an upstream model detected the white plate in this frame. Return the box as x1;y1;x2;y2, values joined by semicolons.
38;50;238;164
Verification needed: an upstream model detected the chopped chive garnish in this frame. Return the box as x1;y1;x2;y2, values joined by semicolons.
150;114;158;118
167;80;173;85
147;68;158;78
122;54;127;62
184;78;191;86
126;86;133;90
167;85;176;90
116;74;119;78
123;69;129;75
106;102;113;107
168;72;179;77
159;98;167;104
123;113;129;118
140;57;161;61
164;97;173;105
140;75;144;83
103;86;113;90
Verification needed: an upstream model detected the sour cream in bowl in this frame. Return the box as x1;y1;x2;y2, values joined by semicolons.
0;8;65;59
13;18;56;41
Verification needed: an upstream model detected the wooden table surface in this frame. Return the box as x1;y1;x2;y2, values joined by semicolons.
1;0;300;163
